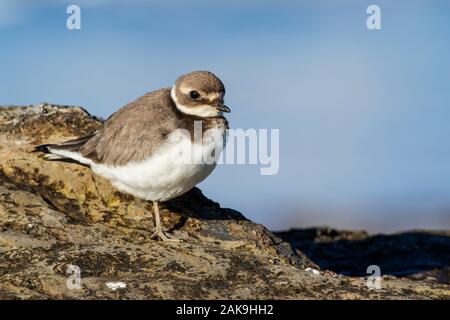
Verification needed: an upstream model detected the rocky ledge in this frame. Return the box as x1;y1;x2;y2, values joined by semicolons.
276;228;450;285
0;104;449;299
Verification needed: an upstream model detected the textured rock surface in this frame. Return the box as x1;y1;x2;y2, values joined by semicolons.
276;228;450;284
0;104;449;299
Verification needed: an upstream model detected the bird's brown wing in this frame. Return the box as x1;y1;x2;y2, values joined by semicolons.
34;134;95;154
79;88;183;166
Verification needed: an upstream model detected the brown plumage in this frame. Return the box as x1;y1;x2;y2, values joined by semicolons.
38;87;228;166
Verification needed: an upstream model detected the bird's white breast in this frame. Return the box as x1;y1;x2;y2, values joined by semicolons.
91;127;225;202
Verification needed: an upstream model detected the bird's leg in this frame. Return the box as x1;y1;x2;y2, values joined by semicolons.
150;201;181;242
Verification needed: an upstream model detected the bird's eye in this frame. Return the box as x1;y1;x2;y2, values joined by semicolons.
189;91;200;99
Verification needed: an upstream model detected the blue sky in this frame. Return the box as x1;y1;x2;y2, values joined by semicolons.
1;0;450;232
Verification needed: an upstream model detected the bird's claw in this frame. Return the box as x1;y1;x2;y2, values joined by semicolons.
150;229;181;242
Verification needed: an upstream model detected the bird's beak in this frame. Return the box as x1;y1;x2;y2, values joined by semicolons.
215;103;231;113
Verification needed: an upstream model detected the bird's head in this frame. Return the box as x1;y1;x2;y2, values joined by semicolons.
170;71;230;118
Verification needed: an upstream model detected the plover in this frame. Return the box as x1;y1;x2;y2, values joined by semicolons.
35;71;230;241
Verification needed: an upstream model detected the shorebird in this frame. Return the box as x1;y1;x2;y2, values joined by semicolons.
35;71;230;241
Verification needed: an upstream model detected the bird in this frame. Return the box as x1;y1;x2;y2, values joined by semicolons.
34;71;230;241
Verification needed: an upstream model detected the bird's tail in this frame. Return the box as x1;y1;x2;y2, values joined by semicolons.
33;134;94;161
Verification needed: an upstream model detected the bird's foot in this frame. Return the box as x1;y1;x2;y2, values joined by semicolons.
150;229;181;242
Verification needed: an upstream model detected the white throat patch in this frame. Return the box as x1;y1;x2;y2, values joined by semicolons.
170;87;219;118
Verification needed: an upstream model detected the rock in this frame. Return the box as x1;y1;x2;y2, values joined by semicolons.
276;228;450;284
0;104;449;299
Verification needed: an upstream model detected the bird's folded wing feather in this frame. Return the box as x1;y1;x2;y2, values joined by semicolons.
79;89;181;166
